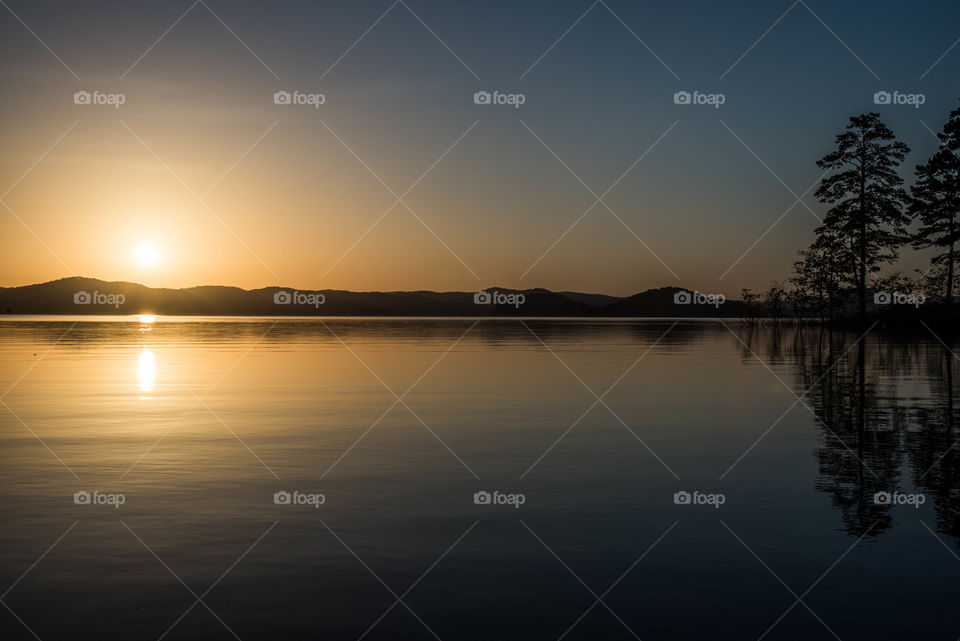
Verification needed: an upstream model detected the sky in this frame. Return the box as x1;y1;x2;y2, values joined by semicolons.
1;0;958;297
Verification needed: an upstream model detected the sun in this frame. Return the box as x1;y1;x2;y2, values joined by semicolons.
133;243;159;266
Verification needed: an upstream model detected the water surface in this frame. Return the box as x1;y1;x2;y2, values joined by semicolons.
1;318;957;640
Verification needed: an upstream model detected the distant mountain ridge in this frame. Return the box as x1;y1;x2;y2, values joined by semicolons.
0;278;748;317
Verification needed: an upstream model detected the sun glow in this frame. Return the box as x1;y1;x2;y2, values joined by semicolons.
134;243;159;266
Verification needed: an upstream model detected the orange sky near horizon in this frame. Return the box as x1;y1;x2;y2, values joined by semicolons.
2;0;951;297
0;113;712;296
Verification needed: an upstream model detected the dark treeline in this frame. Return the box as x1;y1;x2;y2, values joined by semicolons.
743;103;960;327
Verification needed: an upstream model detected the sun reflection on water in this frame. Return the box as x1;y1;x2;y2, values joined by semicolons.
138;349;155;395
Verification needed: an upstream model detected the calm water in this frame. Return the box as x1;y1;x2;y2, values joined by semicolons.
1;317;958;640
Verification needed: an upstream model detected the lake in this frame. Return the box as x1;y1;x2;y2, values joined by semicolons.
1;317;957;640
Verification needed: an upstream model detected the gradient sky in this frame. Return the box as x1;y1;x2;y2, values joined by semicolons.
1;0;958;296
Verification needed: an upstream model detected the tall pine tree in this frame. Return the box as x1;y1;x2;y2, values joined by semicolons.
912;102;960;310
815;113;911;323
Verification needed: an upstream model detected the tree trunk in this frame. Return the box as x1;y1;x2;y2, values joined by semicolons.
858;186;867;325
858;138;868;327
947;210;955;312
857;339;866;432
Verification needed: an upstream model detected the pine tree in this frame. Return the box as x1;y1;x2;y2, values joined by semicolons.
911;102;960;310
815;113;911;323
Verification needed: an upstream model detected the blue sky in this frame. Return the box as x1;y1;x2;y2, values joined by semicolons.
1;0;958;295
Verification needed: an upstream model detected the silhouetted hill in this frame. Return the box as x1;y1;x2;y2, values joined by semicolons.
557;291;622;306
599;286;748;317
0;278;748;317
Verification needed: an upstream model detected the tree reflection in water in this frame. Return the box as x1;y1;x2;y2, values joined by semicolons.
733;325;959;544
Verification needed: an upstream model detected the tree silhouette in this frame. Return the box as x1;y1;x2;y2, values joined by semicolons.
815;113;911;324
740;287;760;322
911;102;960;311
764;281;787;322
791;230;851;323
